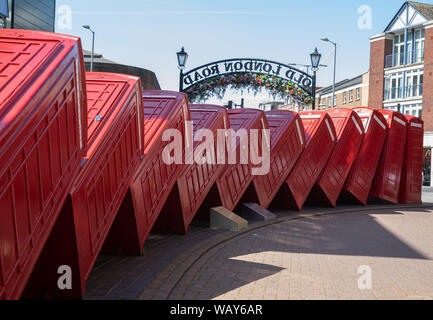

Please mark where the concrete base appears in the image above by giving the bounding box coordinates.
[241,203,277,222]
[210,207,248,232]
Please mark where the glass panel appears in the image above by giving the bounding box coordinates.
[4,0,12,28]
[422,40,425,61]
[399,45,404,65]
[420,75,423,96]
[398,78,402,98]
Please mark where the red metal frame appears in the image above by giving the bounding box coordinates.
[153,105,229,234]
[342,107,388,205]
[110,91,191,255]
[399,115,424,204]
[197,109,269,215]
[22,73,145,299]
[370,109,408,204]
[275,111,337,211]
[0,30,87,300]
[308,109,364,207]
[254,110,305,209]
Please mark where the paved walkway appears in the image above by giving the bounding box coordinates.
[85,202,433,300]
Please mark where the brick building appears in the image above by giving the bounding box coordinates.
[314,71,369,110]
[368,1,432,186]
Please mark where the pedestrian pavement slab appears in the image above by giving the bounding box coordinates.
[85,202,433,300]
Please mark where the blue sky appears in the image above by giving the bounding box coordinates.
[55,0,409,105]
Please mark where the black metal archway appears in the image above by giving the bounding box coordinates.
[179,58,316,106]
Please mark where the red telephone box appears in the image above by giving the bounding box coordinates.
[197,109,269,216]
[341,107,388,205]
[153,105,228,234]
[254,110,305,209]
[0,30,87,300]
[108,91,191,255]
[399,115,424,204]
[370,110,408,204]
[308,109,364,207]
[275,111,337,211]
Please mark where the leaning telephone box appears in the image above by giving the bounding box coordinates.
[198,109,269,215]
[399,115,424,204]
[253,110,305,209]
[22,73,145,299]
[308,109,364,207]
[369,110,408,204]
[106,91,190,255]
[153,105,228,234]
[0,30,87,300]
[340,107,388,205]
[273,111,337,211]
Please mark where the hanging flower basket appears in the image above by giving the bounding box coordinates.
[184,72,313,106]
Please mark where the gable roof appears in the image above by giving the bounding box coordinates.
[409,1,433,20]
[384,1,433,32]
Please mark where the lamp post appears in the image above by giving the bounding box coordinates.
[82,25,95,72]
[321,37,337,108]
[177,47,188,92]
[310,47,322,110]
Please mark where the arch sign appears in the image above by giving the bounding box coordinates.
[180,58,315,105]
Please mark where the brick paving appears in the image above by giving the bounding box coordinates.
[85,203,433,300]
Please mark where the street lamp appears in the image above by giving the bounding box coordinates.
[82,25,95,72]
[321,37,337,108]
[310,47,322,110]
[177,47,188,92]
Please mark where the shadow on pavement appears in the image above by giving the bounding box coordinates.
[170,206,433,300]
[86,204,433,300]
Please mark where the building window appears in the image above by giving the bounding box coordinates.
[328,97,331,107]
[0,0,11,28]
[402,103,422,118]
[392,33,405,66]
[406,69,424,98]
[384,72,403,101]
[356,88,360,100]
[343,92,347,104]
[349,90,353,102]
[333,96,337,107]
[413,28,425,64]
[388,29,425,67]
